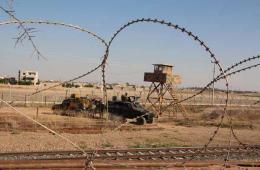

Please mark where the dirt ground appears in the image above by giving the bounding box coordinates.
[0,106,259,153]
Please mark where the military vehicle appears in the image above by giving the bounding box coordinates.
[52,94,154,125]
[52,94,104,117]
[108,95,155,125]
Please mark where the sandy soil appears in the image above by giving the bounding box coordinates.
[0,106,259,153]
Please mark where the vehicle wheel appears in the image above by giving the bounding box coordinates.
[136,116,146,125]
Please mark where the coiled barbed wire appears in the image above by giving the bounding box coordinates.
[219,63,260,81]
[164,55,260,110]
[183,60,260,164]
[219,62,260,147]
[162,55,260,147]
[0,4,233,167]
[104,18,259,163]
[102,18,230,160]
[102,17,258,163]
[0,20,108,96]
[1,14,259,165]
[103,18,229,116]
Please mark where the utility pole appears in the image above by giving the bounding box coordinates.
[18,70,21,83]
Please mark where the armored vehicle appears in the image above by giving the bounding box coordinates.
[108,95,155,125]
[52,94,104,117]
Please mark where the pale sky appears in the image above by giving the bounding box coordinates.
[0,0,260,91]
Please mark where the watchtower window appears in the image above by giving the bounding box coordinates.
[154,65,159,71]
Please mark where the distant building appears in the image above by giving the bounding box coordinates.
[20,70,39,85]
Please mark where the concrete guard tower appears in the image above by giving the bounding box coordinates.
[144,64,187,118]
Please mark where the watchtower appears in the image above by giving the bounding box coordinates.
[144,64,181,84]
[144,64,187,118]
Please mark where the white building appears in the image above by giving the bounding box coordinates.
[20,70,39,85]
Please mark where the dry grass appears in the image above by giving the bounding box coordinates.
[0,125,259,152]
[0,84,259,153]
[0,106,259,153]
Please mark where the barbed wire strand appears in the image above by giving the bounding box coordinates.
[0,98,87,154]
[1,98,97,169]
[0,6,46,60]
[0,20,107,45]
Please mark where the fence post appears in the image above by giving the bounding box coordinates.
[31,95,33,107]
[24,95,27,107]
[0,92,3,107]
[44,96,47,107]
[9,85,12,102]
[36,107,39,119]
[65,89,68,98]
[34,107,39,131]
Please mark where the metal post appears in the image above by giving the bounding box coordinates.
[36,107,39,119]
[1,92,3,107]
[34,107,39,131]
[24,94,27,107]
[44,96,47,106]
